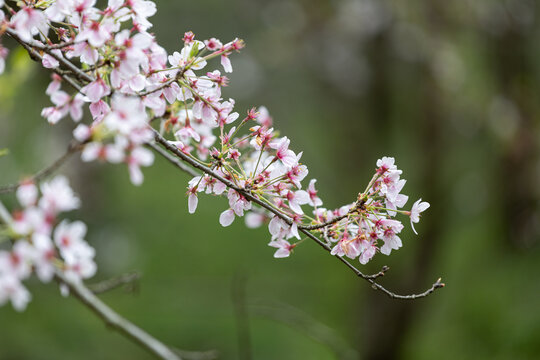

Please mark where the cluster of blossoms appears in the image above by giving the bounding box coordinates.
[0,0,242,185]
[0,177,95,311]
[0,0,431,311]
[320,157,430,264]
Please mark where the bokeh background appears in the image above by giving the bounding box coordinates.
[1,0,539,359]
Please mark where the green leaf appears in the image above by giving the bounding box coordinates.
[0,148,9,157]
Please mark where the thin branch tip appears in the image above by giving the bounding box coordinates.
[435,277,445,288]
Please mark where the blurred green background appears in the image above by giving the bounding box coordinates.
[1,0,539,359]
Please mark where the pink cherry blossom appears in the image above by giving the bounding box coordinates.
[11,7,48,42]
[0,274,31,311]
[359,239,377,265]
[42,50,62,69]
[268,239,295,258]
[81,142,125,163]
[204,38,223,51]
[245,212,265,228]
[39,176,80,214]
[66,42,99,65]
[307,179,323,207]
[81,77,111,103]
[127,147,154,186]
[286,190,309,214]
[409,199,430,235]
[270,137,297,168]
[76,20,112,47]
[16,181,38,207]
[30,233,56,282]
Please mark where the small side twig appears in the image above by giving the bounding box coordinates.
[87,271,141,295]
[365,265,390,280]
[5,28,94,83]
[0,142,82,194]
[4,28,85,90]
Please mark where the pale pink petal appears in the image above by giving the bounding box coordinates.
[188,193,198,214]
[219,209,235,227]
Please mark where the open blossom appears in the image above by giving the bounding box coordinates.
[0,0,433,301]
[81,142,125,163]
[76,20,112,47]
[0,275,31,311]
[286,190,309,214]
[39,176,80,214]
[66,42,99,65]
[127,146,154,186]
[0,176,96,310]
[270,137,297,167]
[268,239,295,258]
[409,199,430,235]
[42,50,62,69]
[11,7,48,42]
[81,77,111,103]
[307,179,323,207]
[16,181,38,207]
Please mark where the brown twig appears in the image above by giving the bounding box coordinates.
[5,28,93,84]
[0,142,82,194]
[4,29,83,91]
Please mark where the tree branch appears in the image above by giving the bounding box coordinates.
[5,28,94,83]
[54,271,182,360]
[151,130,445,300]
[5,23,443,301]
[0,141,82,194]
[0,202,212,360]
[4,28,84,91]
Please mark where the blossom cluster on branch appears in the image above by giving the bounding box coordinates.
[0,0,437,312]
[0,176,94,310]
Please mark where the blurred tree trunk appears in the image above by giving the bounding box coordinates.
[491,23,539,250]
[358,2,448,359]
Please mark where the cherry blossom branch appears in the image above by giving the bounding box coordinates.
[4,28,83,91]
[54,271,182,360]
[5,28,93,83]
[0,141,82,194]
[299,212,351,230]
[151,131,445,300]
[0,199,208,360]
[5,28,93,84]
[40,40,75,50]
